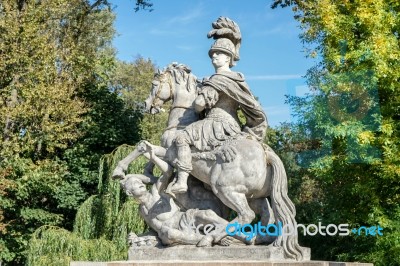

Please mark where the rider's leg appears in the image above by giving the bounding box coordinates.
[169,131,192,193]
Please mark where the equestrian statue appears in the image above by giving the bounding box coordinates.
[112,17,307,261]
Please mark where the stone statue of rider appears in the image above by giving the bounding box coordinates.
[168,17,268,194]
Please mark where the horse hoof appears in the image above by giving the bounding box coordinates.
[169,184,188,194]
[112,168,125,180]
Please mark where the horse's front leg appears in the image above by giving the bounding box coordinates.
[112,140,167,179]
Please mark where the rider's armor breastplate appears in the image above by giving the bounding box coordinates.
[206,107,240,127]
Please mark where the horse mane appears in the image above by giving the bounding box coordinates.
[163,62,198,92]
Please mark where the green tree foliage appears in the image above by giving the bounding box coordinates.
[0,1,156,264]
[111,58,170,145]
[64,55,158,200]
[265,123,324,252]
[271,1,400,265]
[24,55,171,264]
[27,145,148,266]
[0,0,168,264]
[132,0,154,12]
[0,0,106,262]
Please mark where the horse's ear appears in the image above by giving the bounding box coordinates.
[157,68,162,74]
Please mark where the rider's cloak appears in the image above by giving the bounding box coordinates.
[203,71,268,140]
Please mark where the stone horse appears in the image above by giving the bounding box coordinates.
[112,63,305,260]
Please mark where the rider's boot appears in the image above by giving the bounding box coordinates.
[170,170,189,194]
[169,133,192,194]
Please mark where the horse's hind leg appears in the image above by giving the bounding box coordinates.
[209,166,255,225]
[249,198,275,226]
[249,198,276,244]
[218,189,256,225]
[210,189,256,244]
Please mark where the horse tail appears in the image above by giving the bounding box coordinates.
[266,145,304,260]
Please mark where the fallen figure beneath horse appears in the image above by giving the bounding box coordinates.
[117,143,254,247]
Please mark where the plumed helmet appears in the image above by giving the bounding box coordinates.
[207,17,241,67]
[208,38,236,67]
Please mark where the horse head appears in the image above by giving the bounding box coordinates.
[144,62,198,114]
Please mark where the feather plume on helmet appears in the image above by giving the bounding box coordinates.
[207,17,242,67]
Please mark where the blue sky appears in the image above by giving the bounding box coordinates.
[112,0,317,127]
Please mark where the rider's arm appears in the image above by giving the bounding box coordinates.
[197,86,219,111]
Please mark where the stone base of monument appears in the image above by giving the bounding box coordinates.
[69,246,373,265]
[72,260,373,266]
[105,262,372,266]
[128,245,310,261]
[70,246,372,266]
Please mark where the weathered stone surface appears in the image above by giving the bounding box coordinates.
[110,263,372,266]
[72,261,373,266]
[70,262,108,266]
[128,246,310,261]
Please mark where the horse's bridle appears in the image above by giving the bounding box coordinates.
[150,71,174,110]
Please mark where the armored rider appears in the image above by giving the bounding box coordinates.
[168,17,268,194]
